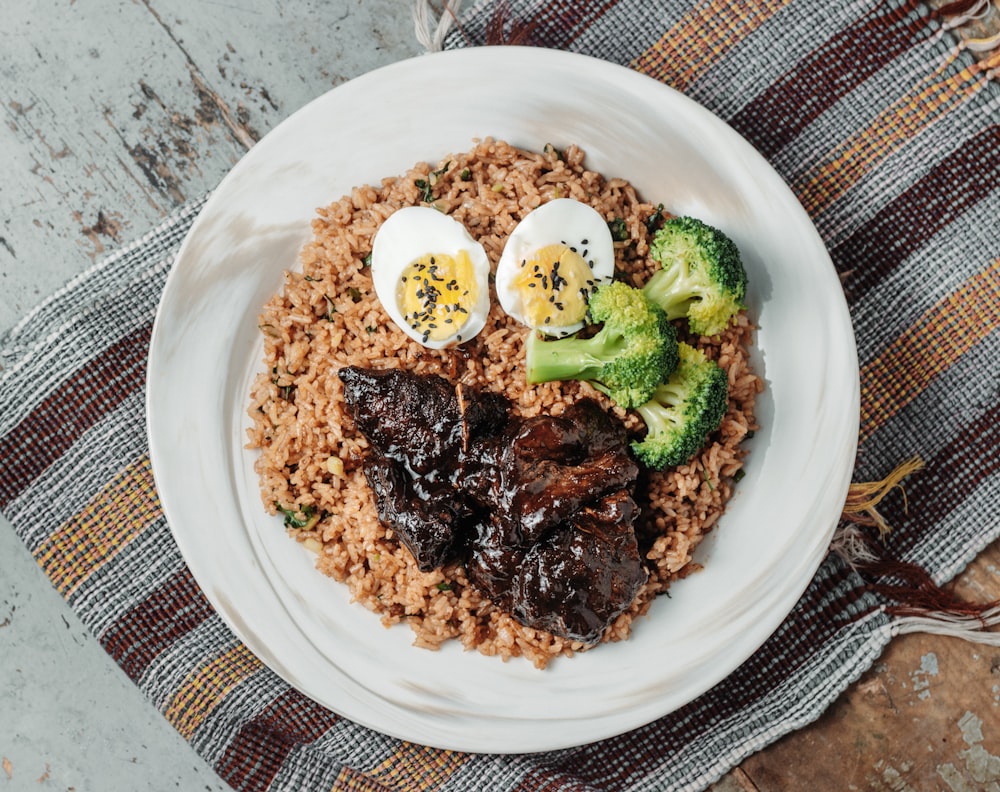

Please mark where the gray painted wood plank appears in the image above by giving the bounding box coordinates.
[0,0,421,335]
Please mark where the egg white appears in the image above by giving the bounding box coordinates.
[370,207,491,349]
[495,198,615,336]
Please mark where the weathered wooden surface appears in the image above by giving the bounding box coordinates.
[2,2,999,790]
[709,540,1000,792]
[1,0,421,333]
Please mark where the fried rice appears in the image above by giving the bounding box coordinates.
[246,138,762,669]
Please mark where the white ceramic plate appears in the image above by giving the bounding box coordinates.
[147,47,859,753]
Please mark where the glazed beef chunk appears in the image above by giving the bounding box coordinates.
[338,365,648,644]
[361,449,470,571]
[511,489,645,643]
[339,366,500,571]
[338,366,465,476]
[463,399,639,546]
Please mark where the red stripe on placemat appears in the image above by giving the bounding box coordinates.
[727,0,926,160]
[835,124,1000,299]
[0,322,151,509]
[215,688,340,791]
[481,0,618,47]
[877,401,1000,562]
[100,566,216,682]
[527,0,620,48]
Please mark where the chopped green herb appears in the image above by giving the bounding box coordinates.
[275,502,316,529]
[348,286,362,303]
[436,582,452,591]
[415,162,452,203]
[645,203,665,234]
[323,295,337,321]
[543,142,563,160]
[460,168,472,181]
[733,468,746,483]
[304,275,316,282]
[362,252,372,267]
[608,217,629,242]
[365,326,377,334]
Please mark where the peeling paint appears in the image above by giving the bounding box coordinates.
[910,652,939,701]
[869,760,918,791]
[74,208,125,258]
[937,712,1000,791]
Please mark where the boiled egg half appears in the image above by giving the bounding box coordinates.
[371,206,491,349]
[495,198,615,336]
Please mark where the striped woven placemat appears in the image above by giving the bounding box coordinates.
[2,1,998,790]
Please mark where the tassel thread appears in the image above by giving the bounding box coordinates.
[413,1,465,52]
[893,606,1000,646]
[834,455,1000,643]
[932,0,1000,70]
[840,455,925,540]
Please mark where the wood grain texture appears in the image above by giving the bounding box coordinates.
[711,540,1000,791]
[0,0,421,334]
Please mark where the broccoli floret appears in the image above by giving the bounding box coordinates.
[643,216,747,337]
[630,342,728,470]
[525,280,679,409]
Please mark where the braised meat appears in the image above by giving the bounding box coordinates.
[511,490,645,643]
[462,399,639,547]
[339,366,465,477]
[338,365,648,645]
[362,449,471,571]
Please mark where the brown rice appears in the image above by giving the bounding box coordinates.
[246,138,762,668]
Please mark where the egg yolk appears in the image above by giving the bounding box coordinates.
[396,251,479,344]
[512,243,597,329]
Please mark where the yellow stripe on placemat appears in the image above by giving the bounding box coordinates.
[794,50,983,218]
[165,643,263,740]
[630,0,792,91]
[34,454,162,597]
[332,765,399,792]
[366,742,469,789]
[860,258,1000,443]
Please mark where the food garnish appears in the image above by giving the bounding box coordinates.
[643,215,748,337]
[524,280,678,409]
[495,198,615,337]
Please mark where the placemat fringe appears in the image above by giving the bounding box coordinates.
[936,0,1000,68]
[413,0,464,51]
[840,455,925,540]
[892,606,1000,644]
[835,456,1000,643]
